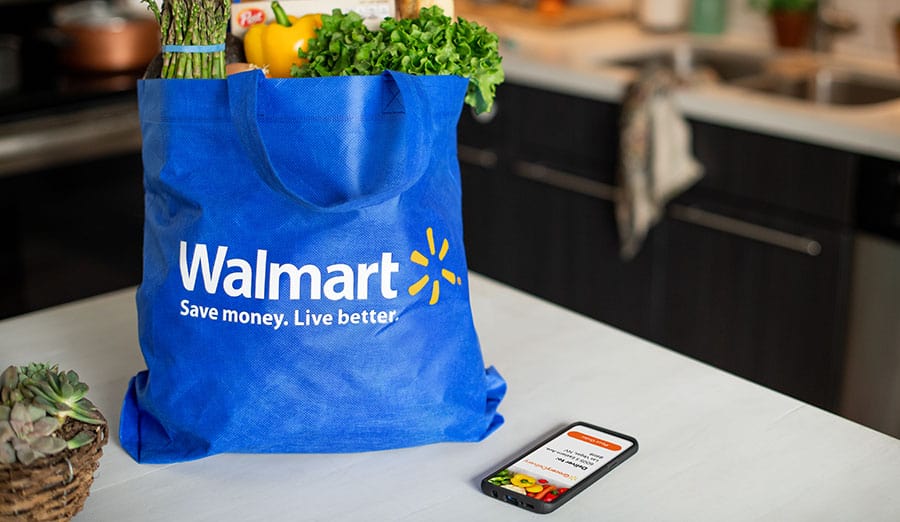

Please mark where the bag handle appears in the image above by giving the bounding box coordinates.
[227,70,435,212]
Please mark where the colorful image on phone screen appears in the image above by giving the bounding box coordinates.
[485,425,634,504]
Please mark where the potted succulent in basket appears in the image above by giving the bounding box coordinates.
[749,0,817,48]
[0,363,107,521]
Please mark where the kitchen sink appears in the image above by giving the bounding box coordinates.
[609,43,770,81]
[606,43,900,107]
[731,68,900,106]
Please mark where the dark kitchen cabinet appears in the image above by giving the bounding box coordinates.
[856,155,900,242]
[657,199,852,410]
[0,153,145,319]
[654,123,856,410]
[458,83,856,412]
[0,188,25,318]
[459,84,657,335]
[458,86,511,284]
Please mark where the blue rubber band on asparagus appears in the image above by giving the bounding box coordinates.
[162,44,226,53]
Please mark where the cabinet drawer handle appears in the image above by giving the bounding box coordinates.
[457,145,498,169]
[514,160,617,202]
[669,204,823,257]
[511,162,822,256]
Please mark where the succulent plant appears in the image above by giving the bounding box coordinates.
[0,364,104,466]
[19,363,104,426]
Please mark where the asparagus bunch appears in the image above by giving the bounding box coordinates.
[145,0,231,78]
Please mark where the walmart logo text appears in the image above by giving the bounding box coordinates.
[179,241,400,301]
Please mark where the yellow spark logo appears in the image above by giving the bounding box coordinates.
[408,227,462,305]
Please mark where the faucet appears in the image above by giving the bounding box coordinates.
[811,2,858,53]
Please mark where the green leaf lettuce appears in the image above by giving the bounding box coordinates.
[293,7,504,113]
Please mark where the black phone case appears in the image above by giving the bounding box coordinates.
[480,422,638,514]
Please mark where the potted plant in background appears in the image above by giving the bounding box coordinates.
[0,363,107,521]
[750,0,817,48]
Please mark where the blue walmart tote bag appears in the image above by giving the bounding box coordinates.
[119,70,505,463]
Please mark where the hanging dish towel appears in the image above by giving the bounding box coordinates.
[615,67,703,259]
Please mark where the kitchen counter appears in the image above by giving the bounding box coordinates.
[466,15,900,162]
[2,274,899,520]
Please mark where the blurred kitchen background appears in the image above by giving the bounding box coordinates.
[1,0,898,438]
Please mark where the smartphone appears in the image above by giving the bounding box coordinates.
[481,422,638,514]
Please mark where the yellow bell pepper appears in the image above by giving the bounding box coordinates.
[244,2,322,78]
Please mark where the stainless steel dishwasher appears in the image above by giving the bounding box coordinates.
[841,158,900,438]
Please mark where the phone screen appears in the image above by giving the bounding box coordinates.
[483,423,636,512]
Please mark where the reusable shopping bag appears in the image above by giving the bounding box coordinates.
[120,70,506,463]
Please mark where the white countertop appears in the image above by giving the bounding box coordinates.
[471,15,900,162]
[2,274,900,520]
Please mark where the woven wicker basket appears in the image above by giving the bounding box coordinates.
[0,416,108,522]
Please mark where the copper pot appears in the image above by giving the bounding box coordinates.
[57,18,159,72]
[53,1,160,72]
